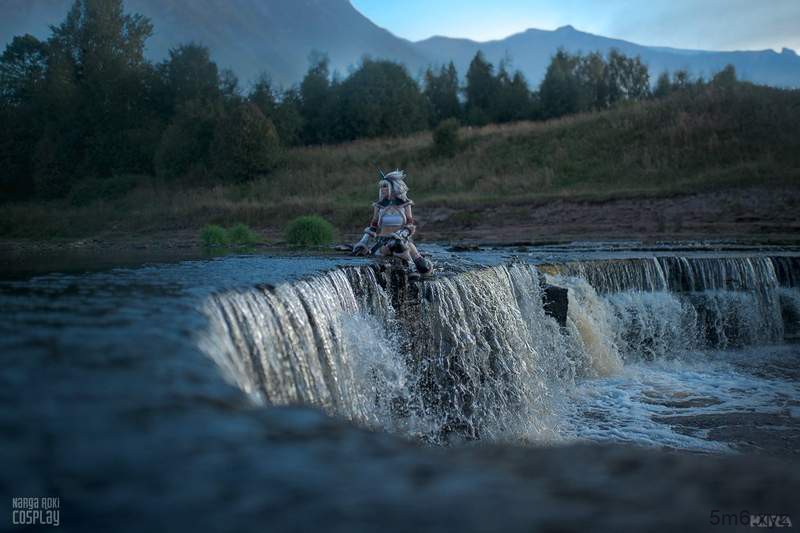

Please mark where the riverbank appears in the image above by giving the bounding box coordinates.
[2,186,799,265]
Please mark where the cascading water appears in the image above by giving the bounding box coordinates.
[552,256,786,353]
[200,267,416,432]
[198,255,800,450]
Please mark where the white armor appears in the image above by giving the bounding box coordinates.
[375,199,412,230]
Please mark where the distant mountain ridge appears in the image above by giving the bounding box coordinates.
[417,25,800,89]
[0,0,430,85]
[2,0,799,88]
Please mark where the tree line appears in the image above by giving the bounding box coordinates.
[0,0,738,201]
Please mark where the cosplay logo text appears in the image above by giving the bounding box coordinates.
[11,497,60,527]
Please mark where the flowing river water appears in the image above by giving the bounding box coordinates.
[2,243,799,530]
[200,250,800,451]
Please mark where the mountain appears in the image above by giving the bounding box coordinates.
[416,25,800,88]
[0,0,430,86]
[2,1,800,88]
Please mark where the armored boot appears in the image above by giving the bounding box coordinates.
[413,256,433,277]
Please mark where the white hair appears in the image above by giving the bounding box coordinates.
[377,169,409,201]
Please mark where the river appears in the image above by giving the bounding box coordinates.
[2,243,798,530]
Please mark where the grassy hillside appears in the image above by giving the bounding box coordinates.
[2,82,799,240]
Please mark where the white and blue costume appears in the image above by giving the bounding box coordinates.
[352,170,432,276]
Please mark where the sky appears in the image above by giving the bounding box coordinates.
[350,0,800,53]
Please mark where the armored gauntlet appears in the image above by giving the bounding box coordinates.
[352,227,376,256]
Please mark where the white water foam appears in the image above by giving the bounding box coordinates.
[198,257,800,451]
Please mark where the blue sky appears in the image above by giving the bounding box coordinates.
[351,0,800,52]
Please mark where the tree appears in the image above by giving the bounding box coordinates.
[540,49,582,118]
[491,59,512,122]
[159,43,222,112]
[211,102,281,182]
[493,64,533,123]
[672,69,691,90]
[248,75,302,146]
[219,68,240,100]
[299,51,333,144]
[464,51,498,125]
[0,35,48,106]
[44,0,156,179]
[577,51,610,110]
[249,73,276,118]
[154,99,222,180]
[0,35,50,198]
[712,64,737,89]
[335,58,428,140]
[607,49,650,104]
[508,71,534,121]
[272,88,304,146]
[653,71,672,98]
[424,61,461,126]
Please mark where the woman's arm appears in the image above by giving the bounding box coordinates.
[402,205,416,236]
[370,206,380,230]
[353,206,379,255]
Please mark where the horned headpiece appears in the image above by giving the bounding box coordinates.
[377,168,409,200]
[382,169,406,182]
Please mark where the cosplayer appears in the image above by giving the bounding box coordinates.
[352,169,433,279]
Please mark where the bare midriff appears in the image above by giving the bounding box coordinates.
[379,226,402,236]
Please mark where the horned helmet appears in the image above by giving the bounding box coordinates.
[377,169,409,201]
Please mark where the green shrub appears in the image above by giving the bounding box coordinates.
[284,215,335,246]
[200,224,230,247]
[432,118,460,156]
[228,223,260,245]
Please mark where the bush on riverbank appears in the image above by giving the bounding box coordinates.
[227,223,261,245]
[200,225,230,247]
[200,223,260,247]
[284,216,335,247]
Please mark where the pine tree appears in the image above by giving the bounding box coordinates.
[464,51,498,125]
[540,49,581,118]
[424,61,461,126]
[299,51,332,144]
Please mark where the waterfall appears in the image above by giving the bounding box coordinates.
[198,255,800,444]
[200,267,415,431]
[550,256,787,352]
[555,257,668,293]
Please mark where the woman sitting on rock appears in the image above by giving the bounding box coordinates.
[352,169,433,278]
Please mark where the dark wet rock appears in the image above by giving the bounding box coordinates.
[653,412,800,456]
[542,284,569,327]
[11,403,798,533]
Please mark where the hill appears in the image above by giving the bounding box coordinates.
[2,81,799,243]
